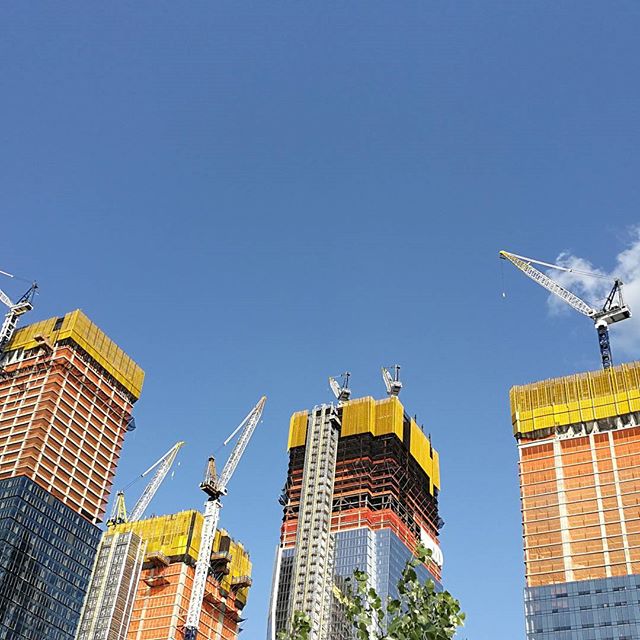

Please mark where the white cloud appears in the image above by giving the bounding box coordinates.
[546,229,640,358]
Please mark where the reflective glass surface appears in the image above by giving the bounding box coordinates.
[0,476,101,640]
[525,575,640,640]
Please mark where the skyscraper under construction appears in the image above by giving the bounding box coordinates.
[0,310,143,640]
[512,361,640,640]
[268,383,443,640]
[79,510,252,640]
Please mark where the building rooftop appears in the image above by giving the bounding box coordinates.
[510,360,640,437]
[6,309,144,398]
[288,395,440,494]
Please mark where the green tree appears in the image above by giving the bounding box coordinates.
[280,544,464,640]
[277,610,311,640]
[339,543,464,640]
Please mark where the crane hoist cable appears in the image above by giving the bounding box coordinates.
[500,250,632,369]
[183,395,267,640]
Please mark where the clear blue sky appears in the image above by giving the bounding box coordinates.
[2,3,640,639]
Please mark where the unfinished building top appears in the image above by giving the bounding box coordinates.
[110,510,252,605]
[288,396,440,494]
[6,309,144,399]
[510,360,640,437]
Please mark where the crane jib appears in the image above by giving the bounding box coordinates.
[500,249,631,370]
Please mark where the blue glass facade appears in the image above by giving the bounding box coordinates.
[333,528,440,597]
[268,528,442,640]
[374,529,440,604]
[525,575,640,640]
[332,528,441,638]
[0,476,101,640]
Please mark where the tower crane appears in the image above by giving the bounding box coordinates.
[184,395,267,640]
[381,365,402,396]
[500,250,632,369]
[107,440,184,527]
[0,274,38,359]
[329,372,351,403]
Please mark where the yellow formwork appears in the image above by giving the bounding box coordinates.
[341,397,376,437]
[214,529,252,606]
[7,309,144,398]
[510,361,640,436]
[409,419,440,493]
[110,511,251,601]
[111,511,200,560]
[286,395,440,493]
[374,397,404,439]
[288,411,309,449]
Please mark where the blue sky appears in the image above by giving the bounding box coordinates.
[2,3,640,638]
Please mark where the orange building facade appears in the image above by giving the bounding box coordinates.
[0,309,143,640]
[512,361,640,640]
[0,309,144,523]
[108,511,251,640]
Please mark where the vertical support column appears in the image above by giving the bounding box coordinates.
[590,434,611,577]
[289,404,340,640]
[608,431,633,573]
[553,439,574,582]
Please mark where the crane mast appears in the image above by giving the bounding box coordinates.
[500,250,631,369]
[184,395,266,640]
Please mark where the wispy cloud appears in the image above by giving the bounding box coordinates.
[546,228,640,357]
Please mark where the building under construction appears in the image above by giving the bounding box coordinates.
[75,442,184,640]
[0,310,143,639]
[268,384,443,639]
[511,361,640,639]
[79,511,252,640]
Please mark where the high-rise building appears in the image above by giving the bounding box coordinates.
[511,361,640,640]
[75,530,147,640]
[0,310,143,640]
[87,511,252,640]
[268,394,443,640]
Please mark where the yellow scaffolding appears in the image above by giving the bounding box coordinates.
[287,395,440,493]
[110,510,252,604]
[7,309,144,398]
[510,361,640,436]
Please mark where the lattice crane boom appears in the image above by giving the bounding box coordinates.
[500,250,631,369]
[184,395,266,640]
[107,440,184,526]
[328,372,351,403]
[128,440,184,521]
[0,280,38,356]
[381,365,402,396]
[500,251,596,318]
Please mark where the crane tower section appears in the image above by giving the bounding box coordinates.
[288,404,341,639]
[184,396,266,640]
